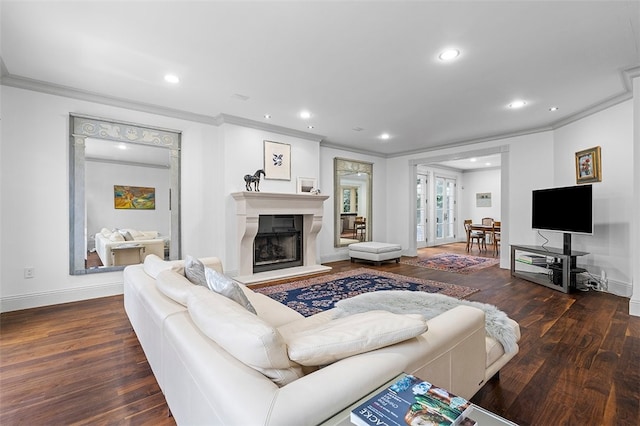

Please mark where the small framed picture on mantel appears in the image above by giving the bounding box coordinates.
[575,146,602,184]
[297,177,317,194]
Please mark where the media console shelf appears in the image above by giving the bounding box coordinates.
[510,244,589,293]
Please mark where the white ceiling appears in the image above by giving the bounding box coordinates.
[2,1,639,157]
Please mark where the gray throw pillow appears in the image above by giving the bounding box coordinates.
[184,255,207,286]
[204,267,257,314]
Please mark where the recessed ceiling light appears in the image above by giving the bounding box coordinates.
[307,125,314,129]
[264,114,271,119]
[164,74,180,84]
[469,158,477,162]
[438,49,460,61]
[485,162,491,166]
[380,133,390,140]
[508,100,527,109]
[549,106,559,112]
[118,143,127,150]
[299,110,311,119]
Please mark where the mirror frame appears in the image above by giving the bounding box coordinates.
[334,157,373,247]
[69,114,181,274]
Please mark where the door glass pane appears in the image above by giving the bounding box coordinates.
[416,175,427,244]
[435,176,456,241]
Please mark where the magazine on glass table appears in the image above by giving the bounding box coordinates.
[350,374,476,426]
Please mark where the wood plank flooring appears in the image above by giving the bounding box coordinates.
[1,243,638,425]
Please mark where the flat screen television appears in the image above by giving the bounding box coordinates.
[532,184,593,234]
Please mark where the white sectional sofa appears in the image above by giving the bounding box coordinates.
[95,228,165,266]
[123,256,520,426]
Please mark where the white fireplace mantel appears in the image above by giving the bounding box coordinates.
[231,191,331,284]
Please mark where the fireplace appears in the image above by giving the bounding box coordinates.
[231,191,331,284]
[254,215,303,273]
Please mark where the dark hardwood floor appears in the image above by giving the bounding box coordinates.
[1,243,638,425]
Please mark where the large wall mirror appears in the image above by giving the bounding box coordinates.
[69,115,181,275]
[334,158,373,247]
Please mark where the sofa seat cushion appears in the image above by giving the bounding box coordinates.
[241,288,305,327]
[486,318,521,367]
[277,310,428,366]
[187,286,303,386]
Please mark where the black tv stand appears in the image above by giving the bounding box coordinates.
[510,242,589,293]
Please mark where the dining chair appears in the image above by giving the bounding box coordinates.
[492,221,501,255]
[481,217,494,225]
[464,219,485,252]
[355,217,366,241]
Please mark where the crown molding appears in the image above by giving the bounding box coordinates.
[2,66,636,157]
[320,141,388,158]
[0,72,218,125]
[215,113,325,142]
[549,90,632,130]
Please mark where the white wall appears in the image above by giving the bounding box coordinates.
[460,168,501,226]
[632,75,640,316]
[0,86,221,311]
[552,100,634,297]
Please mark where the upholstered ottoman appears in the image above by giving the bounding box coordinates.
[348,242,402,265]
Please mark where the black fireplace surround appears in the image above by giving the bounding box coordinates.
[253,215,303,273]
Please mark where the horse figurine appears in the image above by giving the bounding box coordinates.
[244,169,266,191]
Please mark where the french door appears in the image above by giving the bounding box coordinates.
[435,176,456,243]
[416,174,429,248]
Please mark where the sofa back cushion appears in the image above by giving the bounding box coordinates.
[156,270,194,306]
[187,286,303,386]
[143,254,184,279]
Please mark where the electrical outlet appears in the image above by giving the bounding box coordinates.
[24,267,35,279]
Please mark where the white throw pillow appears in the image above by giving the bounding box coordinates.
[143,254,184,279]
[187,286,303,386]
[278,310,428,366]
[204,267,256,314]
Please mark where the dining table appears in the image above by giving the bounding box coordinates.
[466,223,501,253]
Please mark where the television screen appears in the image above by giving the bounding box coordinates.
[532,185,593,234]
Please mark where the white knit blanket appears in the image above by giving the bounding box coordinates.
[334,290,518,353]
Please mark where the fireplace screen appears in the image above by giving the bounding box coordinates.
[253,215,303,273]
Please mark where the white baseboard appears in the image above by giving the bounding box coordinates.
[320,252,350,264]
[606,278,632,298]
[0,282,124,313]
[629,298,640,317]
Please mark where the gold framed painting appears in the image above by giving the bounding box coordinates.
[575,146,602,184]
[264,140,291,180]
[114,185,156,209]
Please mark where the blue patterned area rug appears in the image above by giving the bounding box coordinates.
[400,252,499,274]
[252,268,479,317]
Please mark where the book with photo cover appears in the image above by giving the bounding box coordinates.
[350,374,474,426]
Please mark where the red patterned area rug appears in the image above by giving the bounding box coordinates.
[400,252,499,274]
[252,268,479,317]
